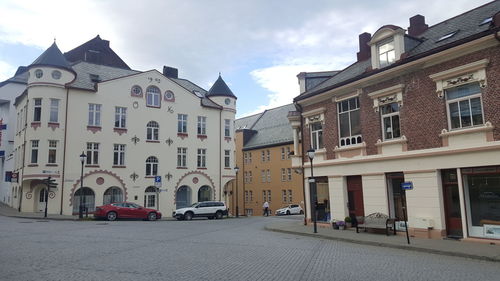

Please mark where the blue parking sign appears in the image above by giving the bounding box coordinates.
[401,181,413,190]
[155,176,161,183]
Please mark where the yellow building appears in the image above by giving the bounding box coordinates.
[231,104,304,216]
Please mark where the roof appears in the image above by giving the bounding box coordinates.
[237,104,296,150]
[295,0,500,102]
[69,61,139,90]
[30,42,74,72]
[170,77,221,109]
[206,75,236,98]
[64,35,131,70]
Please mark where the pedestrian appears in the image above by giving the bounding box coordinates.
[263,201,269,216]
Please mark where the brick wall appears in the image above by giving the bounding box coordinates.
[299,45,500,157]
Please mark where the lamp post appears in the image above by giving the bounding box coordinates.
[234,166,240,218]
[307,148,317,234]
[79,151,86,219]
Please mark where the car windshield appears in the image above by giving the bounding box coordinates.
[190,203,199,207]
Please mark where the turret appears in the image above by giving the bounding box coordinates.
[206,75,237,110]
[27,42,76,86]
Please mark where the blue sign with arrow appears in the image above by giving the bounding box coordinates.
[401,181,413,190]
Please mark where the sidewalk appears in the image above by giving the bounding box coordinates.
[265,220,500,262]
[0,202,79,220]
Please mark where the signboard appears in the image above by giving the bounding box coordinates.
[401,181,413,190]
[10,172,18,183]
[154,176,162,188]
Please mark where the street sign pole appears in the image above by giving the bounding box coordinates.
[42,177,58,218]
[155,176,162,211]
[400,181,412,245]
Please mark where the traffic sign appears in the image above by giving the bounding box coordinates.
[42,177,58,189]
[154,176,162,188]
[401,181,413,190]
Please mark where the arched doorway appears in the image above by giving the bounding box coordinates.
[144,186,158,208]
[176,185,191,209]
[198,185,212,202]
[103,186,123,205]
[73,187,95,214]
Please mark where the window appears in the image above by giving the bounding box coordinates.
[131,85,142,97]
[437,30,459,42]
[88,104,101,126]
[113,144,125,166]
[51,70,61,79]
[86,142,99,165]
[245,191,249,202]
[177,147,187,167]
[287,168,292,181]
[378,38,395,67]
[267,190,272,202]
[30,140,39,164]
[146,86,161,107]
[286,147,291,159]
[281,169,286,182]
[114,107,126,128]
[338,97,362,146]
[248,171,252,183]
[33,98,41,122]
[48,140,57,164]
[197,116,206,135]
[146,156,158,176]
[282,190,287,202]
[178,114,187,133]
[281,147,285,160]
[244,152,248,164]
[262,190,266,201]
[446,83,483,130]
[248,152,252,163]
[266,150,270,161]
[197,149,206,168]
[35,69,43,78]
[288,190,293,203]
[49,99,59,122]
[380,103,401,140]
[261,170,266,183]
[224,150,230,168]
[249,190,253,201]
[224,119,230,137]
[310,122,323,150]
[261,150,265,162]
[266,169,271,182]
[146,121,159,141]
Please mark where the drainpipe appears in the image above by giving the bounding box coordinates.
[219,110,222,201]
[19,99,29,212]
[295,102,307,225]
[60,88,70,215]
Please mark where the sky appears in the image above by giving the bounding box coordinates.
[0,0,492,117]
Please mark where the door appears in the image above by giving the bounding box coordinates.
[442,170,463,238]
[347,176,365,218]
[37,188,47,212]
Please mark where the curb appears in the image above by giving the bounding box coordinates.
[264,225,500,263]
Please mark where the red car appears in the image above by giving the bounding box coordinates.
[94,202,161,221]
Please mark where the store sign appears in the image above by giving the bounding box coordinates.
[401,181,413,190]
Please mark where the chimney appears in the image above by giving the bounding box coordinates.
[163,66,178,79]
[297,72,307,93]
[408,14,428,37]
[356,32,371,61]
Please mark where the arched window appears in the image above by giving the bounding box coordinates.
[73,187,95,214]
[146,156,158,176]
[176,186,192,209]
[146,121,159,141]
[146,86,161,107]
[198,186,212,202]
[103,187,123,205]
[144,186,159,208]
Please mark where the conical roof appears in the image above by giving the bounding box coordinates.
[207,75,236,98]
[30,42,73,72]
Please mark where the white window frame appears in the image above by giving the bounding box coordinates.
[266,169,271,182]
[310,121,323,150]
[146,156,158,176]
[282,190,287,202]
[286,147,291,159]
[337,96,362,147]
[288,190,293,203]
[197,116,206,135]
[197,148,207,168]
[224,150,230,168]
[261,170,266,183]
[147,121,159,141]
[261,151,265,162]
[30,140,39,164]
[114,107,127,128]
[177,147,187,168]
[33,98,42,122]
[113,144,126,166]
[281,168,286,182]
[146,86,161,107]
[49,99,59,123]
[281,147,285,160]
[287,168,292,181]
[48,140,57,164]
[224,119,231,137]
[266,150,270,161]
[178,114,187,133]
[380,103,401,141]
[86,142,99,165]
[248,171,252,183]
[445,83,484,130]
[377,38,395,68]
[88,104,101,126]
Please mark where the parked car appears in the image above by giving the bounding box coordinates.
[275,204,303,216]
[94,202,162,221]
[173,201,227,220]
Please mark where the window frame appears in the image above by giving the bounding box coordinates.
[377,38,396,68]
[178,114,188,133]
[310,121,323,150]
[224,150,230,168]
[146,86,161,107]
[445,83,484,130]
[380,102,401,141]
[197,116,207,135]
[86,142,99,165]
[113,144,126,166]
[224,119,231,137]
[33,98,42,122]
[48,140,57,164]
[177,147,187,168]
[30,140,39,164]
[146,156,159,176]
[146,121,159,141]
[337,97,362,147]
[114,107,127,129]
[197,148,207,168]
[88,103,102,126]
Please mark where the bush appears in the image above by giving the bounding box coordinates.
[344,216,352,223]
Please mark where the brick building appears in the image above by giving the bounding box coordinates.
[289,1,500,241]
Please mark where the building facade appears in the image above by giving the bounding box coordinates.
[5,36,236,216]
[232,104,304,216]
[290,2,500,241]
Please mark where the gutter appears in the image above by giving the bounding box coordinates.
[60,87,70,215]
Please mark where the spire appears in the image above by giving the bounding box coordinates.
[206,75,236,98]
[30,42,73,72]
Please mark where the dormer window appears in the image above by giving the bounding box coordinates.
[437,30,458,42]
[480,17,492,26]
[378,38,395,68]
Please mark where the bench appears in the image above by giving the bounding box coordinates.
[356,212,396,236]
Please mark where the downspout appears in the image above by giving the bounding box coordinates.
[219,109,222,201]
[242,144,246,215]
[60,88,70,215]
[295,102,307,225]
[19,99,29,211]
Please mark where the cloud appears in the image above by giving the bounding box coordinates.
[0,60,16,82]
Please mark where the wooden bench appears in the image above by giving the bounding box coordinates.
[356,212,396,236]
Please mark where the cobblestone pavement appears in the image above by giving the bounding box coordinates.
[0,215,499,281]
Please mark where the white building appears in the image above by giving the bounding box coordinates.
[6,36,237,216]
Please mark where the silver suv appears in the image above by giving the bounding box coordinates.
[173,201,228,220]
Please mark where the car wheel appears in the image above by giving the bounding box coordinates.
[107,211,117,221]
[286,210,291,215]
[300,210,304,214]
[148,212,157,221]
[208,216,214,220]
[184,212,193,221]
[215,211,223,219]
[176,217,183,221]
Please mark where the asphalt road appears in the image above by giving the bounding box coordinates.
[0,215,499,281]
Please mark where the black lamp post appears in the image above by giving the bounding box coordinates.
[307,148,317,234]
[234,166,240,218]
[79,151,86,219]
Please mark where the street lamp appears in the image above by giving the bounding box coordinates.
[79,151,86,219]
[307,148,317,234]
[234,166,240,218]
